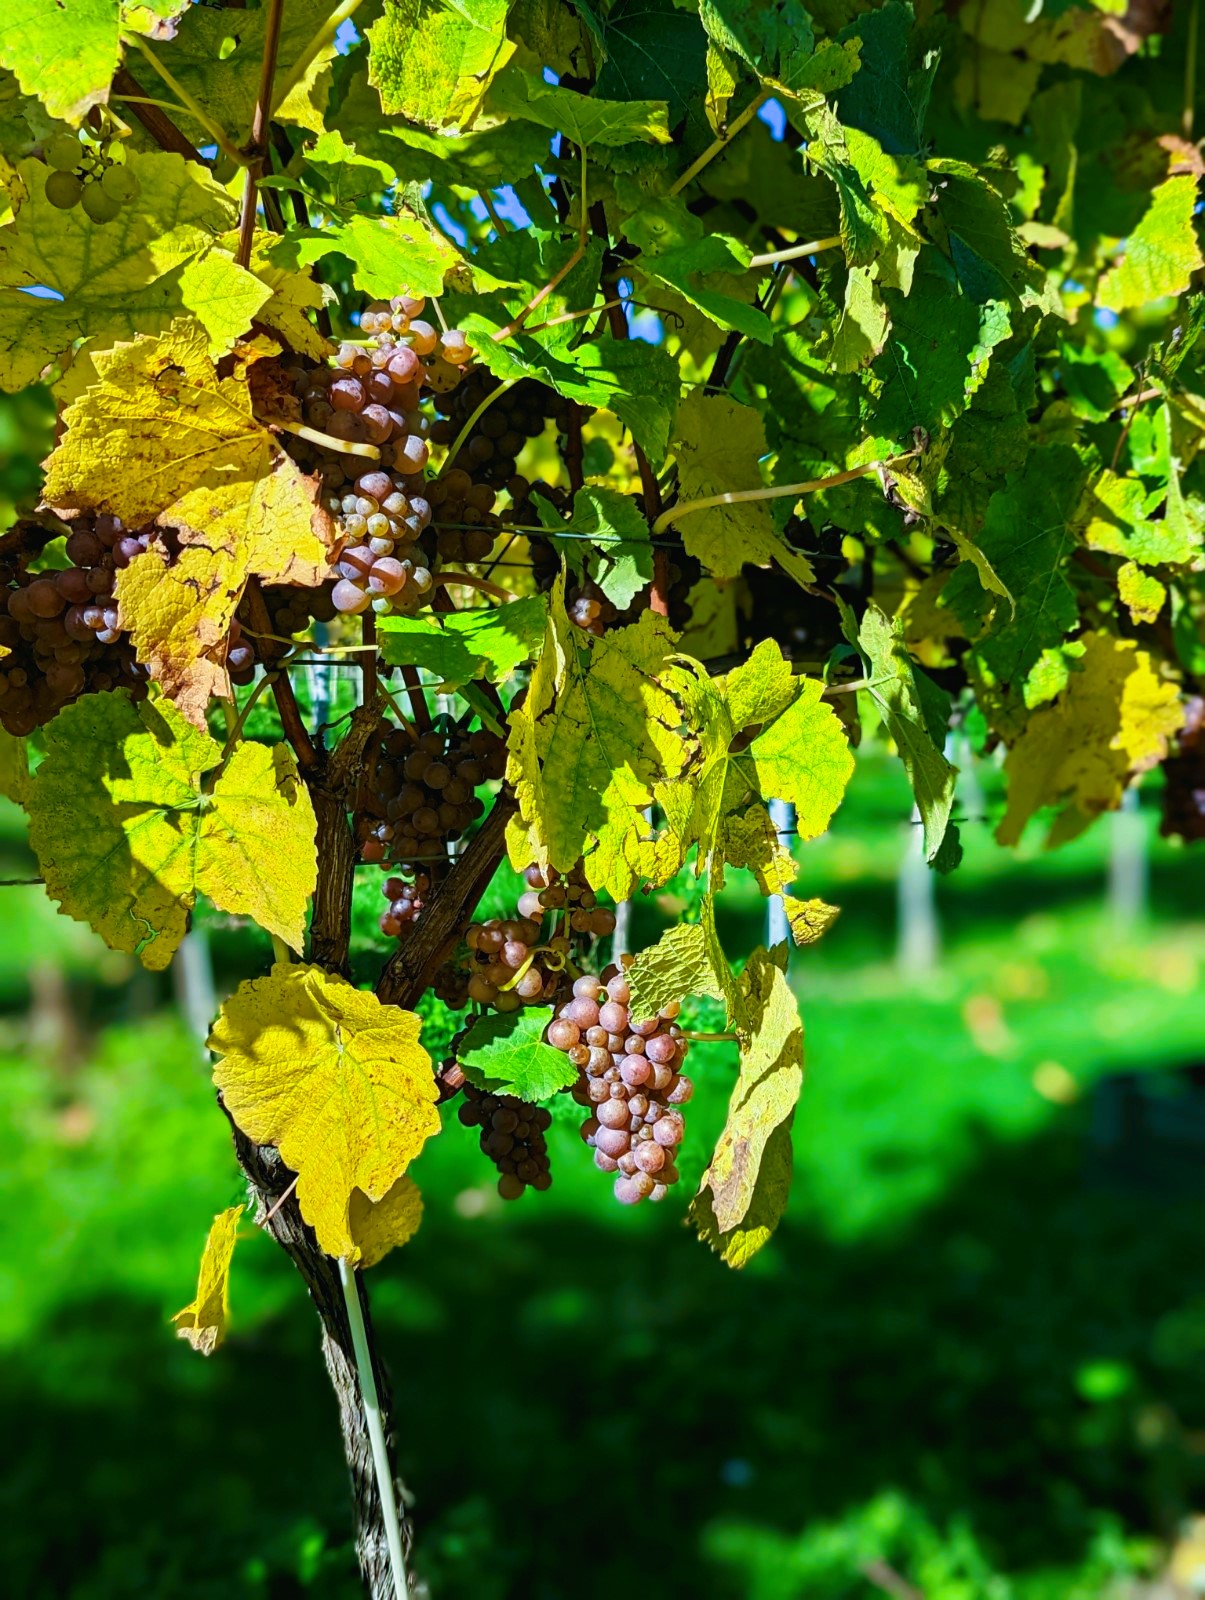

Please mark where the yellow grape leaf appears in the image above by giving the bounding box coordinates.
[1118,561,1167,625]
[210,963,440,1263]
[348,1175,424,1270]
[240,236,334,360]
[626,920,728,1021]
[671,391,816,586]
[0,154,263,390]
[782,896,841,945]
[506,573,685,899]
[691,949,804,1267]
[997,631,1184,847]
[171,1204,244,1356]
[26,690,317,968]
[44,320,334,722]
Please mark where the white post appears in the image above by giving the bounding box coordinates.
[1108,786,1147,929]
[897,803,939,975]
[767,797,794,950]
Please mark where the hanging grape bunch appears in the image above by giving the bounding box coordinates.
[0,517,151,735]
[43,129,139,223]
[281,295,477,618]
[429,370,569,488]
[546,967,693,1206]
[222,581,339,687]
[456,1080,554,1200]
[359,717,506,949]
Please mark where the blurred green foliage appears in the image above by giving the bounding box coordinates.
[2,753,1205,1597]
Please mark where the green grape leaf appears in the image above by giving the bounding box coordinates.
[0,0,123,124]
[506,575,685,899]
[368,0,515,131]
[941,443,1082,674]
[377,595,548,688]
[26,690,317,969]
[455,1007,579,1100]
[670,391,816,585]
[691,948,804,1267]
[638,234,773,343]
[597,0,708,131]
[1077,468,1198,566]
[463,325,679,463]
[280,207,460,300]
[1098,176,1204,314]
[660,639,854,885]
[0,725,30,805]
[0,153,258,390]
[626,920,727,1021]
[564,487,653,609]
[997,632,1184,847]
[488,67,671,145]
[848,602,957,861]
[869,251,1011,441]
[158,0,339,142]
[836,0,935,156]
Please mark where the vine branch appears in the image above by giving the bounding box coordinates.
[236,0,287,270]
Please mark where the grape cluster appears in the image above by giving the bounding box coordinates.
[457,1083,553,1199]
[516,862,617,942]
[463,909,561,1012]
[425,468,502,564]
[224,581,339,686]
[429,370,569,487]
[282,295,476,617]
[358,719,504,873]
[43,131,140,223]
[547,969,693,1206]
[0,517,150,734]
[378,869,431,940]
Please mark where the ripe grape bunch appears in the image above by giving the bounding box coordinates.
[43,131,140,224]
[0,517,150,734]
[456,1080,553,1200]
[547,969,693,1206]
[284,295,477,618]
[223,581,339,687]
[359,718,504,878]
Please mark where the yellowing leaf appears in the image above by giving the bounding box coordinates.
[210,963,440,1262]
[1118,561,1167,625]
[691,949,804,1267]
[368,0,516,131]
[0,154,255,390]
[506,575,685,899]
[348,1175,424,1270]
[626,921,728,1020]
[0,0,120,124]
[1098,176,1204,314]
[0,725,30,805]
[782,896,841,944]
[172,1205,243,1356]
[671,391,816,586]
[997,632,1184,847]
[45,321,334,722]
[27,690,317,968]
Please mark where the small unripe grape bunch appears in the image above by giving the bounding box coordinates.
[457,1082,553,1199]
[545,967,693,1206]
[518,862,617,943]
[43,131,139,224]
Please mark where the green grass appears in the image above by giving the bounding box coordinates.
[3,753,1205,1597]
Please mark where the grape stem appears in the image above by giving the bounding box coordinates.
[430,571,513,603]
[492,242,587,342]
[261,1172,300,1225]
[277,420,383,460]
[272,0,365,115]
[681,1030,738,1043]
[747,235,842,270]
[478,190,510,234]
[124,37,246,166]
[668,89,771,197]
[236,0,287,270]
[111,72,205,164]
[361,610,378,704]
[338,1257,411,1600]
[442,377,518,468]
[650,452,920,538]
